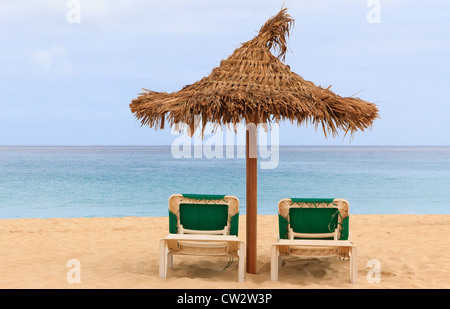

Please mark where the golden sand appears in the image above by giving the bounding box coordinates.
[1,215,449,289]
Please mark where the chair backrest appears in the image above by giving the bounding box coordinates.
[289,208,339,239]
[278,198,349,240]
[169,194,239,236]
[179,203,229,232]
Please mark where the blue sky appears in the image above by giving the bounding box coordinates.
[0,0,449,145]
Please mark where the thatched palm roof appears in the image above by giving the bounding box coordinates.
[130,8,379,137]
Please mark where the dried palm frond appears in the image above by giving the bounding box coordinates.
[130,8,379,138]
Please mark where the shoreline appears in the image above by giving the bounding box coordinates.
[1,214,449,289]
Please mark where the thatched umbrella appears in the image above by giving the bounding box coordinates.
[130,8,379,274]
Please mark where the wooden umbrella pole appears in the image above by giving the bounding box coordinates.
[246,126,258,274]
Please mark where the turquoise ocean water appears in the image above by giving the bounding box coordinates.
[0,146,449,219]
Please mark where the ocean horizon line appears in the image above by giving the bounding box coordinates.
[1,145,449,148]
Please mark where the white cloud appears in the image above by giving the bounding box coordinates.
[30,45,72,76]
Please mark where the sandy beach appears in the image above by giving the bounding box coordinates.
[1,214,449,289]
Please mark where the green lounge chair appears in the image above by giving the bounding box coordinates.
[159,194,245,282]
[271,198,357,284]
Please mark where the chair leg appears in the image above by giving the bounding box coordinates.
[168,254,174,268]
[350,246,357,284]
[238,242,245,282]
[271,245,279,281]
[159,240,167,279]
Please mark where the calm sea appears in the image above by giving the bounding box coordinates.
[0,146,449,219]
